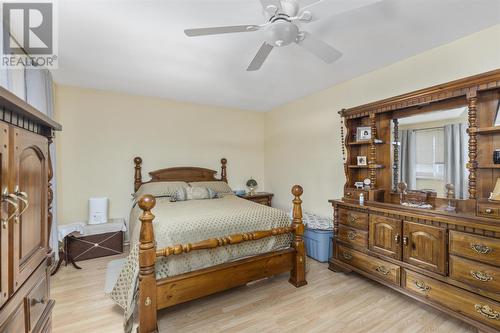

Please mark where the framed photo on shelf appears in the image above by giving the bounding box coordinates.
[357,156,367,166]
[356,127,371,141]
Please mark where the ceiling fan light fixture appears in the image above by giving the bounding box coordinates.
[264,21,298,47]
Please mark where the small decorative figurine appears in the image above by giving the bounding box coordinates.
[354,181,364,189]
[246,178,257,196]
[363,178,371,189]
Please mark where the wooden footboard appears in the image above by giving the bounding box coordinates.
[137,185,306,333]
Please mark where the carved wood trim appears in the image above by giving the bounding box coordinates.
[340,69,500,119]
[467,95,478,199]
[47,134,54,252]
[156,227,294,258]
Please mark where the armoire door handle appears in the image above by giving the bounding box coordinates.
[394,234,401,244]
[1,187,19,227]
[14,185,29,219]
[403,236,409,246]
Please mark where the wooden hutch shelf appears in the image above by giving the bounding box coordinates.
[348,140,385,146]
[472,126,500,134]
[477,164,500,169]
[347,164,385,169]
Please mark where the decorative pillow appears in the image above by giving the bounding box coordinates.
[134,181,188,199]
[188,181,233,194]
[171,186,218,202]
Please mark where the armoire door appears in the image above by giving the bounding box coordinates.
[369,215,402,260]
[11,127,48,293]
[0,123,9,307]
[402,221,446,275]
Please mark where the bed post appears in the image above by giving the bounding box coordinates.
[289,185,307,287]
[221,158,228,183]
[134,157,143,192]
[138,195,158,333]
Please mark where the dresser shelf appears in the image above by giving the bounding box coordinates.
[348,164,385,169]
[473,126,500,134]
[348,140,385,146]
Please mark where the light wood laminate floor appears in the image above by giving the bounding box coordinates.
[51,254,475,333]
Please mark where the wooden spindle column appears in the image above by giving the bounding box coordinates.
[369,113,377,188]
[138,195,158,333]
[392,118,399,192]
[289,185,307,287]
[134,157,143,192]
[467,90,478,199]
[221,158,227,183]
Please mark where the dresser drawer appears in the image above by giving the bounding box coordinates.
[337,225,368,249]
[450,255,500,295]
[25,272,49,332]
[337,244,400,285]
[449,231,500,267]
[338,208,368,230]
[404,269,500,331]
[477,204,500,219]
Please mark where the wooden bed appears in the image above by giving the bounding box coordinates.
[133,157,307,333]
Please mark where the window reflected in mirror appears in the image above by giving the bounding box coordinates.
[392,106,469,199]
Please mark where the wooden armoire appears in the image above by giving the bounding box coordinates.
[330,70,500,333]
[0,87,61,332]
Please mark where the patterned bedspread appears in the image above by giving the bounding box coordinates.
[110,194,292,331]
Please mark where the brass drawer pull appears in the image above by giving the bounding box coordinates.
[474,304,500,320]
[342,252,352,260]
[414,280,431,292]
[403,236,409,246]
[375,266,390,275]
[484,208,493,214]
[394,234,401,244]
[347,231,357,240]
[30,297,46,306]
[471,244,492,255]
[347,214,358,224]
[470,270,493,282]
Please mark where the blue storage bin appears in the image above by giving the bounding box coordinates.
[303,227,334,263]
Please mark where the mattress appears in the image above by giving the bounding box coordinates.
[110,194,292,330]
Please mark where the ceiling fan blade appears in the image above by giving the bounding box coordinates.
[301,0,382,22]
[184,25,260,37]
[259,0,282,14]
[247,42,274,71]
[296,31,342,63]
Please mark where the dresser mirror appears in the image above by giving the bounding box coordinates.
[391,104,470,199]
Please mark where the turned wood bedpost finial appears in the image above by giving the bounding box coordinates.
[134,156,143,192]
[221,158,228,183]
[138,195,158,333]
[289,185,307,287]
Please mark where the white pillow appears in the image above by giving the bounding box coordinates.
[189,181,233,194]
[171,186,218,202]
[134,181,188,199]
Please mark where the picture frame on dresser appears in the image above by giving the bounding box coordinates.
[330,69,500,333]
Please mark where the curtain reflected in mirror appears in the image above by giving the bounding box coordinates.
[393,106,469,199]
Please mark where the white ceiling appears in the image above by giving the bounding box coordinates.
[52,0,500,111]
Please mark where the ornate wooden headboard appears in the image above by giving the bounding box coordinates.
[133,157,227,192]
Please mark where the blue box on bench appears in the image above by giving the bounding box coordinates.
[304,228,333,263]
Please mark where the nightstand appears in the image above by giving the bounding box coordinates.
[239,192,274,206]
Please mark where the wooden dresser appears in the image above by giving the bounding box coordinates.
[330,70,500,333]
[0,87,61,332]
[239,192,274,206]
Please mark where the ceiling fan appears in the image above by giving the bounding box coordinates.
[184,0,381,71]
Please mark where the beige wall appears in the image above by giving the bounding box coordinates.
[265,25,500,217]
[54,86,265,225]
